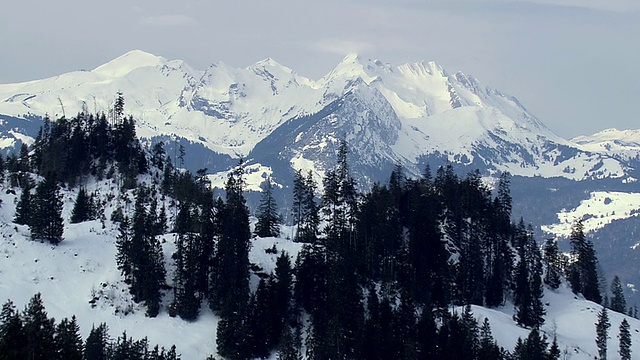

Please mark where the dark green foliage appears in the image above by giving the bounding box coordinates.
[115,186,166,317]
[71,187,96,223]
[55,316,83,360]
[543,238,563,290]
[513,221,545,328]
[512,328,551,360]
[23,293,56,360]
[14,175,33,225]
[0,300,27,360]
[568,220,602,303]
[84,323,110,360]
[618,318,631,360]
[255,177,280,237]
[30,174,64,244]
[610,275,627,314]
[595,307,611,360]
[170,233,202,321]
[292,170,319,243]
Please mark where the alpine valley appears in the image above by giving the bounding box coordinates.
[2,50,640,358]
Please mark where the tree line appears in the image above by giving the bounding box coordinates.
[0,293,179,360]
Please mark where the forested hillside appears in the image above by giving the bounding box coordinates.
[0,103,638,359]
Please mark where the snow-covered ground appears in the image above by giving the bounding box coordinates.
[1,177,640,359]
[541,191,640,237]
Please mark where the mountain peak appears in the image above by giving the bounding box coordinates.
[248,57,293,73]
[92,50,166,78]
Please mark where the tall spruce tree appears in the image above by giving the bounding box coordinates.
[543,238,562,289]
[569,220,601,303]
[70,187,94,223]
[14,175,34,225]
[255,177,280,237]
[618,318,632,360]
[54,316,83,360]
[595,307,611,360]
[610,275,627,314]
[23,293,56,360]
[0,300,27,360]
[292,170,319,243]
[84,323,110,360]
[31,174,64,244]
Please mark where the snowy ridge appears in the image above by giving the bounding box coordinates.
[0,50,636,180]
[572,128,640,161]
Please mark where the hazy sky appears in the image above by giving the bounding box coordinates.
[1,0,638,138]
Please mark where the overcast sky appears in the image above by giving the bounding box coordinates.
[1,0,638,138]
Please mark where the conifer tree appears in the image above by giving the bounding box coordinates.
[31,174,64,244]
[14,175,34,225]
[568,220,602,303]
[84,323,110,360]
[610,275,627,314]
[54,316,83,360]
[71,187,94,223]
[292,170,319,243]
[255,177,280,238]
[23,293,56,360]
[0,300,27,360]
[543,238,562,289]
[618,318,632,360]
[595,307,611,360]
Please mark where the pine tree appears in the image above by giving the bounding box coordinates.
[71,187,93,223]
[595,307,611,360]
[31,174,64,244]
[610,275,627,314]
[568,220,601,303]
[0,300,27,360]
[292,170,319,243]
[54,316,83,360]
[618,318,632,360]
[543,238,562,289]
[255,177,280,237]
[23,293,57,360]
[84,323,110,360]
[14,175,34,225]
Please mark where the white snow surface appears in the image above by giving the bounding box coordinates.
[0,50,633,180]
[1,175,640,359]
[0,176,302,359]
[541,191,640,237]
[572,128,640,161]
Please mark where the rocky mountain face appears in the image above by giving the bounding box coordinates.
[1,50,637,185]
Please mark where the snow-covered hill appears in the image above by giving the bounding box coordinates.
[572,128,640,161]
[1,176,639,359]
[0,50,634,182]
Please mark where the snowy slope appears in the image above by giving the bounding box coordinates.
[0,50,634,181]
[0,177,303,359]
[541,191,640,237]
[1,175,640,359]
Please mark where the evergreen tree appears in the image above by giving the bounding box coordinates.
[568,220,601,303]
[22,293,56,360]
[84,323,110,360]
[31,174,64,244]
[14,175,34,225]
[0,300,27,360]
[255,177,280,237]
[610,275,627,314]
[54,316,83,360]
[170,233,202,321]
[543,238,562,290]
[618,318,632,360]
[292,170,319,243]
[71,187,94,223]
[595,307,611,360]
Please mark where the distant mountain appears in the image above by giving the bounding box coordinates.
[0,50,634,185]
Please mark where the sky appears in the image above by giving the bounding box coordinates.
[0,0,638,139]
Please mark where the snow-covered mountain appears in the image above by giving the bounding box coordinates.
[0,50,634,183]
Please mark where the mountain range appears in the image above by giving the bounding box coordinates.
[2,50,640,297]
